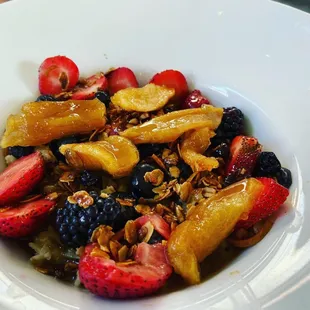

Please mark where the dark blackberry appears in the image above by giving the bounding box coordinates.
[36,95,56,102]
[177,161,192,180]
[49,135,80,162]
[276,167,292,189]
[148,231,164,244]
[80,170,99,187]
[254,152,281,177]
[211,142,230,160]
[131,163,159,198]
[56,194,121,248]
[138,144,165,159]
[95,91,110,107]
[214,107,244,143]
[8,146,34,159]
[111,192,139,230]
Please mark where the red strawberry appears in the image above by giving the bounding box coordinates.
[0,152,44,206]
[225,136,262,186]
[71,72,108,100]
[79,242,172,298]
[107,67,138,95]
[236,177,289,228]
[181,89,210,109]
[39,56,79,95]
[135,214,171,240]
[150,69,189,102]
[0,198,56,238]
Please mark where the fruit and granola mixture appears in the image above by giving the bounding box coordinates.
[0,56,292,298]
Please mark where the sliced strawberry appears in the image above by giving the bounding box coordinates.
[0,152,44,206]
[39,56,79,95]
[0,198,56,238]
[135,214,171,240]
[236,177,289,228]
[79,242,172,298]
[107,67,138,95]
[181,89,210,109]
[150,69,189,102]
[225,136,262,186]
[71,72,108,100]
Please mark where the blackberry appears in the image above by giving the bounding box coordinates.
[111,192,139,230]
[138,144,165,159]
[254,152,281,177]
[131,163,159,198]
[95,91,110,107]
[276,167,292,189]
[36,95,56,102]
[211,142,230,160]
[214,107,244,143]
[148,231,164,244]
[49,135,80,162]
[80,170,99,187]
[8,146,34,159]
[56,193,121,248]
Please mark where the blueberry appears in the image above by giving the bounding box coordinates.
[131,163,159,198]
[89,191,99,201]
[36,95,56,102]
[138,144,165,159]
[95,91,110,107]
[276,167,292,189]
[148,231,164,244]
[177,161,192,180]
[49,135,80,162]
[211,142,230,160]
[80,170,99,187]
[8,146,34,159]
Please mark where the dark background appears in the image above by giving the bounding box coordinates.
[278,0,310,12]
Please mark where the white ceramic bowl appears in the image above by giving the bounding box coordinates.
[0,0,309,309]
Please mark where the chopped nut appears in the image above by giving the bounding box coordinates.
[161,240,168,246]
[138,225,148,242]
[110,240,122,260]
[151,154,166,170]
[91,225,114,252]
[202,187,217,198]
[162,149,179,166]
[163,214,178,224]
[144,169,164,186]
[89,128,101,141]
[59,171,76,183]
[128,244,137,259]
[5,155,16,165]
[45,192,60,201]
[116,260,137,267]
[129,118,139,125]
[135,204,152,215]
[140,221,154,243]
[101,186,116,195]
[35,145,57,163]
[169,166,180,179]
[111,229,125,241]
[154,204,164,216]
[175,205,185,223]
[76,246,85,257]
[90,247,111,259]
[118,245,129,262]
[177,181,193,202]
[140,112,150,120]
[124,220,138,245]
[68,190,94,208]
[116,198,134,207]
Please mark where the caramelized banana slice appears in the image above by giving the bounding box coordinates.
[111,84,175,112]
[120,106,223,144]
[1,99,106,148]
[180,128,219,172]
[167,178,263,284]
[59,136,139,178]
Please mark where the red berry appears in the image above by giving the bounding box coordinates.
[236,177,289,228]
[71,72,108,100]
[39,56,79,95]
[79,242,172,298]
[182,89,210,109]
[225,136,262,186]
[0,198,56,238]
[107,67,138,95]
[150,69,189,102]
[0,152,44,206]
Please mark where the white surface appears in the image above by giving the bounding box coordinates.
[0,0,309,309]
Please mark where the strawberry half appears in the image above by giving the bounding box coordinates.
[150,69,189,102]
[135,214,171,240]
[181,89,211,109]
[0,152,44,206]
[107,67,139,95]
[225,136,262,186]
[79,242,172,299]
[0,198,56,238]
[236,177,289,228]
[71,72,108,100]
[39,56,79,95]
